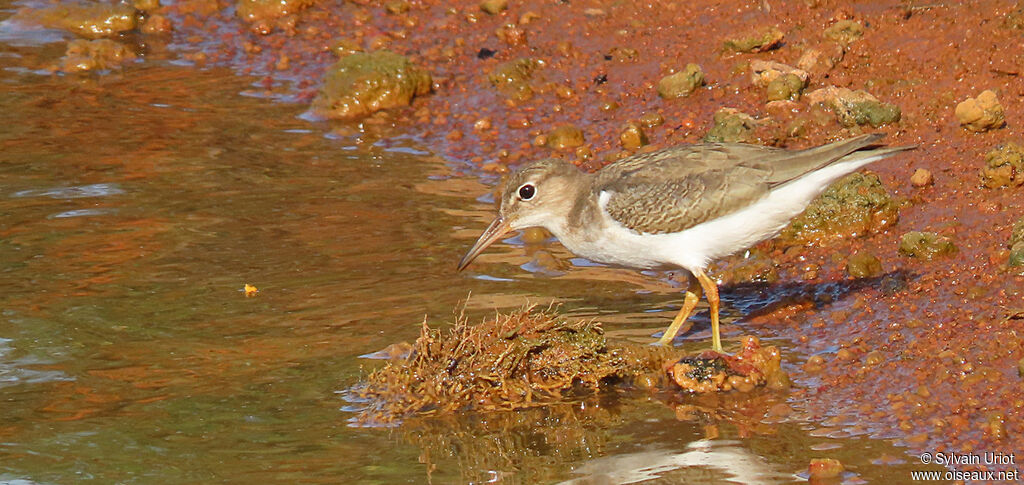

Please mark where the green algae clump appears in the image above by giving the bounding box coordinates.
[657,63,704,99]
[488,58,541,102]
[349,307,674,424]
[31,3,138,39]
[704,108,759,144]
[723,26,784,53]
[311,51,432,120]
[805,86,901,128]
[823,20,864,46]
[980,142,1024,188]
[765,73,805,101]
[899,231,958,260]
[1010,218,1024,269]
[846,251,884,278]
[781,172,899,244]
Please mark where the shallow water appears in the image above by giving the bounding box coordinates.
[0,11,951,485]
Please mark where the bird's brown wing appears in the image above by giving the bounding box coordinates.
[596,144,777,234]
[595,135,889,234]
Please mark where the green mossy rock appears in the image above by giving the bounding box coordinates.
[311,51,432,120]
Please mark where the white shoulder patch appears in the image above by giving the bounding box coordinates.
[597,190,612,209]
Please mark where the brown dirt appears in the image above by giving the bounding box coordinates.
[146,0,1024,472]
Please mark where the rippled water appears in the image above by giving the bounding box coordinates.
[0,5,950,483]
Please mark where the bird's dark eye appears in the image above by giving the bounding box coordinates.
[518,183,536,200]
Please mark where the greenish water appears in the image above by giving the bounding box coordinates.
[0,9,949,484]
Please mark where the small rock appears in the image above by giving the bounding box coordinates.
[805,86,900,127]
[797,43,845,75]
[521,227,550,244]
[140,13,173,34]
[956,90,1005,132]
[546,125,584,151]
[618,122,648,149]
[750,59,809,88]
[979,142,1024,188]
[809,458,845,479]
[1009,243,1024,269]
[846,251,883,278]
[657,63,704,99]
[823,19,864,46]
[723,26,784,53]
[704,108,758,144]
[479,0,507,15]
[910,168,933,187]
[237,0,314,23]
[384,0,409,14]
[899,231,958,260]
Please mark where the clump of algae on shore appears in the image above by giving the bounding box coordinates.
[348,306,790,424]
[349,306,676,424]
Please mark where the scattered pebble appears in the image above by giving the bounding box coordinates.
[618,122,648,149]
[479,0,507,15]
[546,124,585,150]
[910,168,933,187]
[657,63,704,99]
[956,90,1005,132]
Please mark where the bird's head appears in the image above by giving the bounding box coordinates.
[457,158,582,271]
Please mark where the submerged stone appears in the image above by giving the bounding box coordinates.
[58,38,136,72]
[781,172,899,244]
[899,231,958,260]
[546,124,585,150]
[488,58,541,102]
[311,51,432,120]
[657,63,704,99]
[32,3,138,39]
[979,142,1024,188]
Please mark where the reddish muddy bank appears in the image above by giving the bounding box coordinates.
[19,0,1023,476]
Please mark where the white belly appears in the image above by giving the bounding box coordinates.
[553,154,889,272]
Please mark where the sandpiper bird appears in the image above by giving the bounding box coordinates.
[458,134,914,352]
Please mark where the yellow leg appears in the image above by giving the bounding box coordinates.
[657,278,702,346]
[693,269,723,353]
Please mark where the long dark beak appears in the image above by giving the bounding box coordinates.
[457,217,512,272]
